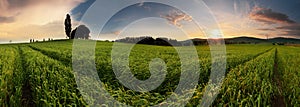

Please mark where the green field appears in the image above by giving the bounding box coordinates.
[0,40,299,106]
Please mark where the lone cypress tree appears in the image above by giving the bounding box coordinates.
[64,14,72,39]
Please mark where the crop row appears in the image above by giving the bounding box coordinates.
[0,46,23,107]
[277,46,300,106]
[29,42,273,84]
[213,48,276,106]
[20,46,87,106]
[28,41,275,106]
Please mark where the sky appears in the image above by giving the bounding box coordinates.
[0,0,300,43]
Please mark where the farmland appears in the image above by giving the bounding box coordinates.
[0,40,299,106]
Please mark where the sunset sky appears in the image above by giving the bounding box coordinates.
[0,0,300,43]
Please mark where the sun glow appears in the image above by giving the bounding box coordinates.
[208,29,223,39]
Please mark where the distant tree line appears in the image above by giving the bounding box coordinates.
[115,36,181,46]
[225,41,258,44]
[29,38,54,43]
[115,37,293,46]
[64,14,90,39]
[187,39,209,45]
[115,37,215,46]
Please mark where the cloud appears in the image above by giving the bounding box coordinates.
[0,0,85,42]
[257,28,274,31]
[0,0,59,17]
[138,0,144,7]
[0,16,15,23]
[276,24,300,37]
[142,6,151,11]
[250,7,300,37]
[71,12,83,21]
[136,1,151,11]
[161,10,192,27]
[249,7,296,24]
[112,30,121,35]
[282,30,300,37]
[276,24,300,30]
[0,0,85,24]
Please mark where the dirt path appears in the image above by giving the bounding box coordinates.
[271,48,286,107]
[18,46,35,107]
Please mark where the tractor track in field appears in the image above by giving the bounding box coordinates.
[226,47,287,106]
[28,45,71,66]
[18,46,35,107]
[271,48,286,107]
[227,47,274,72]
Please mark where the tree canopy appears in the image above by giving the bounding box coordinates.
[64,14,72,39]
[71,25,90,39]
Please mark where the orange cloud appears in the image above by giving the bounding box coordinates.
[0,0,85,42]
[249,7,295,25]
[161,10,192,27]
[276,24,300,37]
[113,30,121,35]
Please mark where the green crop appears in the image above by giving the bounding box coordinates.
[0,46,23,107]
[277,46,300,106]
[0,40,298,106]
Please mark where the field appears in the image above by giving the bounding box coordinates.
[0,40,299,106]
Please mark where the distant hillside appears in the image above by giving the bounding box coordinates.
[267,37,300,44]
[226,37,300,44]
[187,36,300,45]
[224,36,266,44]
[114,36,300,46]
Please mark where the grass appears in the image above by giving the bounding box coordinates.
[0,40,298,106]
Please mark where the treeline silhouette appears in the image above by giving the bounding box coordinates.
[115,37,182,46]
[30,38,54,43]
[115,37,214,46]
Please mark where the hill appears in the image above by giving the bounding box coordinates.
[114,36,300,46]
[187,36,300,45]
[224,36,266,44]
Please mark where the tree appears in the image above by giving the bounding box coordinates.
[71,25,90,39]
[137,37,155,45]
[64,14,72,39]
